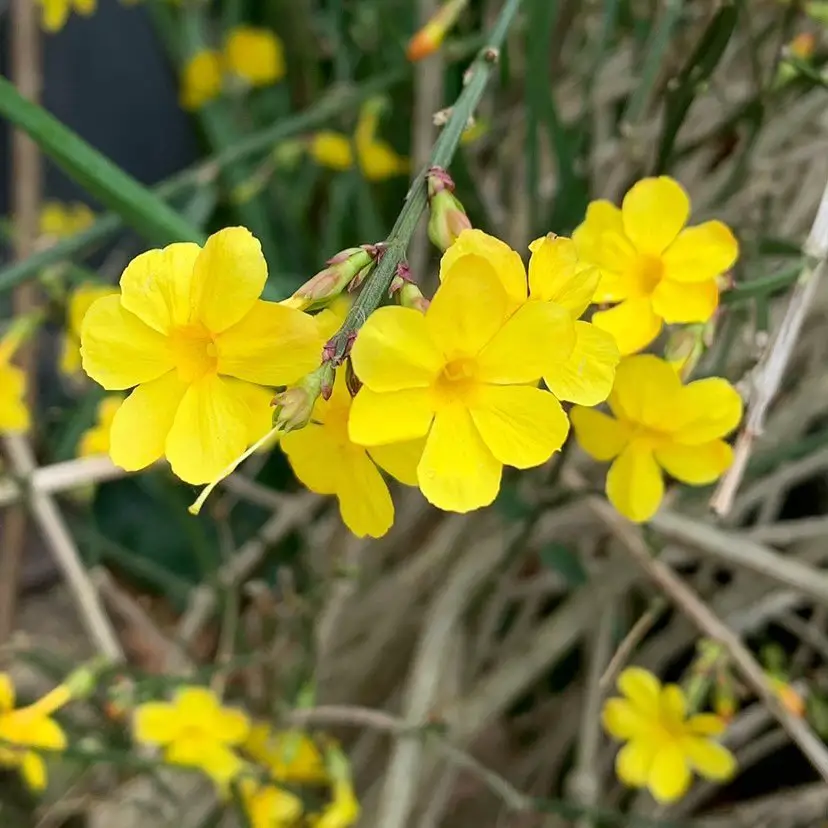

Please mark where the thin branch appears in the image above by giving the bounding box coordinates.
[600,599,667,692]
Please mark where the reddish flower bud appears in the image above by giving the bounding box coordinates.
[282,247,376,311]
[272,365,333,432]
[428,189,471,252]
[406,0,468,62]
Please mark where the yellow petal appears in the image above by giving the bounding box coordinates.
[675,378,743,444]
[68,284,118,338]
[570,406,628,461]
[180,50,223,110]
[528,234,600,316]
[81,296,174,390]
[659,684,687,725]
[336,448,394,538]
[606,445,665,522]
[119,243,201,334]
[648,743,692,803]
[417,404,501,512]
[20,751,47,791]
[281,424,341,494]
[615,740,657,788]
[477,300,575,383]
[236,381,278,446]
[0,364,29,432]
[621,177,689,256]
[0,674,14,711]
[191,227,267,334]
[440,229,528,309]
[174,686,223,722]
[572,200,636,280]
[543,321,619,405]
[73,0,95,16]
[602,698,652,740]
[310,132,354,171]
[591,298,663,356]
[651,278,719,324]
[655,439,733,485]
[617,667,662,709]
[109,371,187,472]
[59,334,82,376]
[168,739,243,785]
[359,141,410,181]
[368,438,426,486]
[688,714,726,736]
[348,387,434,446]
[427,256,508,358]
[215,707,250,745]
[608,355,683,429]
[216,300,322,386]
[681,737,736,781]
[469,385,569,469]
[351,306,443,391]
[41,0,69,32]
[133,701,178,746]
[165,375,252,484]
[224,26,285,86]
[662,221,739,283]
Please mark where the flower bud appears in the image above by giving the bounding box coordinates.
[426,168,471,252]
[665,324,706,380]
[282,247,376,311]
[398,282,430,313]
[406,0,468,62]
[272,364,333,431]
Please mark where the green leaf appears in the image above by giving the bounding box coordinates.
[0,76,204,246]
[539,543,588,587]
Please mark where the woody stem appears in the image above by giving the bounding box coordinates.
[326,0,526,361]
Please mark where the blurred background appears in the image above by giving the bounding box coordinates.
[2,0,828,825]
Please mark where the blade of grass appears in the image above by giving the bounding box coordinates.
[0,76,203,246]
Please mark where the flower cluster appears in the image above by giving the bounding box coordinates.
[182,27,285,110]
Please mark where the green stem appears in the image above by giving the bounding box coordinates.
[327,0,526,359]
[722,263,802,304]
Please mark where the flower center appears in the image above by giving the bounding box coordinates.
[169,324,218,383]
[630,254,664,296]
[434,357,479,405]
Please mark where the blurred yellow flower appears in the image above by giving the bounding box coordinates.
[308,100,409,181]
[349,241,574,513]
[39,201,95,239]
[78,395,123,457]
[0,673,69,791]
[282,369,422,538]
[603,667,736,803]
[571,355,742,522]
[60,283,118,376]
[133,686,249,788]
[0,319,33,434]
[574,176,738,354]
[38,0,95,33]
[181,50,224,110]
[224,26,285,86]
[240,778,303,828]
[441,229,619,406]
[80,227,323,484]
[315,779,360,828]
[245,724,329,783]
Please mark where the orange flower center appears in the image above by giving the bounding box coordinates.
[169,324,219,383]
[434,357,478,404]
[630,254,664,296]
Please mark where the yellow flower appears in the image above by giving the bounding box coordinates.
[78,395,123,457]
[38,0,95,33]
[308,100,409,182]
[60,283,118,376]
[80,226,323,485]
[571,355,742,522]
[245,724,329,783]
[282,368,422,538]
[224,26,285,87]
[0,673,69,791]
[132,686,249,787]
[574,176,738,354]
[240,778,303,828]
[349,244,574,513]
[181,50,224,110]
[441,229,620,406]
[0,320,31,434]
[603,667,736,803]
[315,779,360,828]
[39,201,95,239]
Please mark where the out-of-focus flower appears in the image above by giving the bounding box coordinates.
[0,673,69,791]
[282,369,422,538]
[571,355,742,522]
[245,724,329,783]
[603,667,736,803]
[38,0,95,33]
[60,283,118,376]
[133,686,249,788]
[224,26,286,87]
[406,0,469,61]
[316,779,360,828]
[39,201,95,240]
[240,778,303,828]
[0,316,37,434]
[574,176,738,354]
[80,227,323,485]
[78,395,123,458]
[181,50,224,110]
[776,32,818,86]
